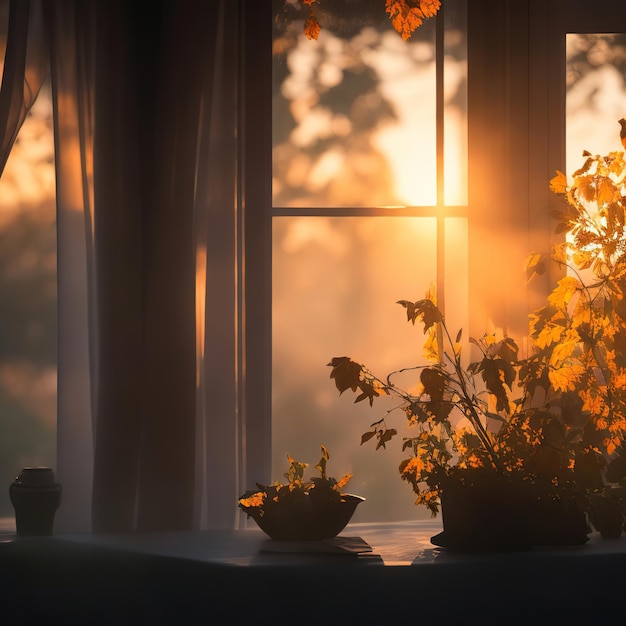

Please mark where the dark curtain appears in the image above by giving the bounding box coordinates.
[88,0,227,532]
[88,1,196,532]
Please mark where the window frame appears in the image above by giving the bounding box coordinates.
[247,2,468,500]
[239,0,626,511]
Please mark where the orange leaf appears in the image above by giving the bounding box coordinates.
[304,14,320,40]
[597,177,615,207]
[548,276,581,308]
[335,473,353,490]
[549,170,568,194]
[420,0,442,18]
[385,0,440,41]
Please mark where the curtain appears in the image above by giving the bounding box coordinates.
[0,0,47,175]
[46,0,95,533]
[0,0,244,532]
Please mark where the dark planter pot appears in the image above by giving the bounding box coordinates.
[530,491,589,546]
[430,469,589,552]
[431,469,534,552]
[9,467,62,536]
[242,493,365,541]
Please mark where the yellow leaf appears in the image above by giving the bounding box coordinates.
[550,333,578,368]
[534,322,564,349]
[548,276,581,308]
[572,249,593,269]
[548,363,584,392]
[597,177,615,207]
[577,175,596,202]
[335,473,353,490]
[239,492,265,508]
[399,455,433,478]
[549,170,568,194]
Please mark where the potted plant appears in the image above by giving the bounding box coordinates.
[327,129,626,550]
[238,445,365,541]
[524,140,626,540]
[328,295,588,552]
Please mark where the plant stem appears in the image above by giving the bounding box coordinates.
[440,319,502,472]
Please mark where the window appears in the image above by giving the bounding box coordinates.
[0,76,56,525]
[566,34,626,169]
[270,0,468,521]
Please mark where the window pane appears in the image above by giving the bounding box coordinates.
[444,0,467,206]
[272,0,437,207]
[566,34,626,171]
[272,216,439,522]
[0,80,56,525]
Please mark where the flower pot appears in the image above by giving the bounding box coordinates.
[243,493,365,541]
[431,469,534,552]
[530,490,589,546]
[9,467,62,536]
[431,469,590,552]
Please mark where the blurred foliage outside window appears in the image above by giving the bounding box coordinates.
[271,9,626,523]
[566,34,626,168]
[0,76,56,520]
[271,0,468,522]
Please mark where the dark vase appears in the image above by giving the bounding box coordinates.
[9,467,62,536]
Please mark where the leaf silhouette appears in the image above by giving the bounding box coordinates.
[477,357,515,413]
[327,357,362,393]
[361,430,377,445]
[376,428,398,450]
[420,367,445,401]
[398,298,441,332]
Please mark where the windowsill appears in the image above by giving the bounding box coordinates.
[0,520,441,566]
[2,521,626,622]
[3,518,626,565]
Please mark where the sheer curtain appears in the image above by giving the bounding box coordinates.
[0,0,245,532]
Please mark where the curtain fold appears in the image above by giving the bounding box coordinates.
[194,1,242,530]
[90,0,212,532]
[45,0,95,533]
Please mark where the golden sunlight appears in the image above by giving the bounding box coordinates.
[196,244,207,377]
[271,2,469,522]
[566,34,626,170]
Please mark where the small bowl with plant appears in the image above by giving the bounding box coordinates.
[238,445,364,541]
